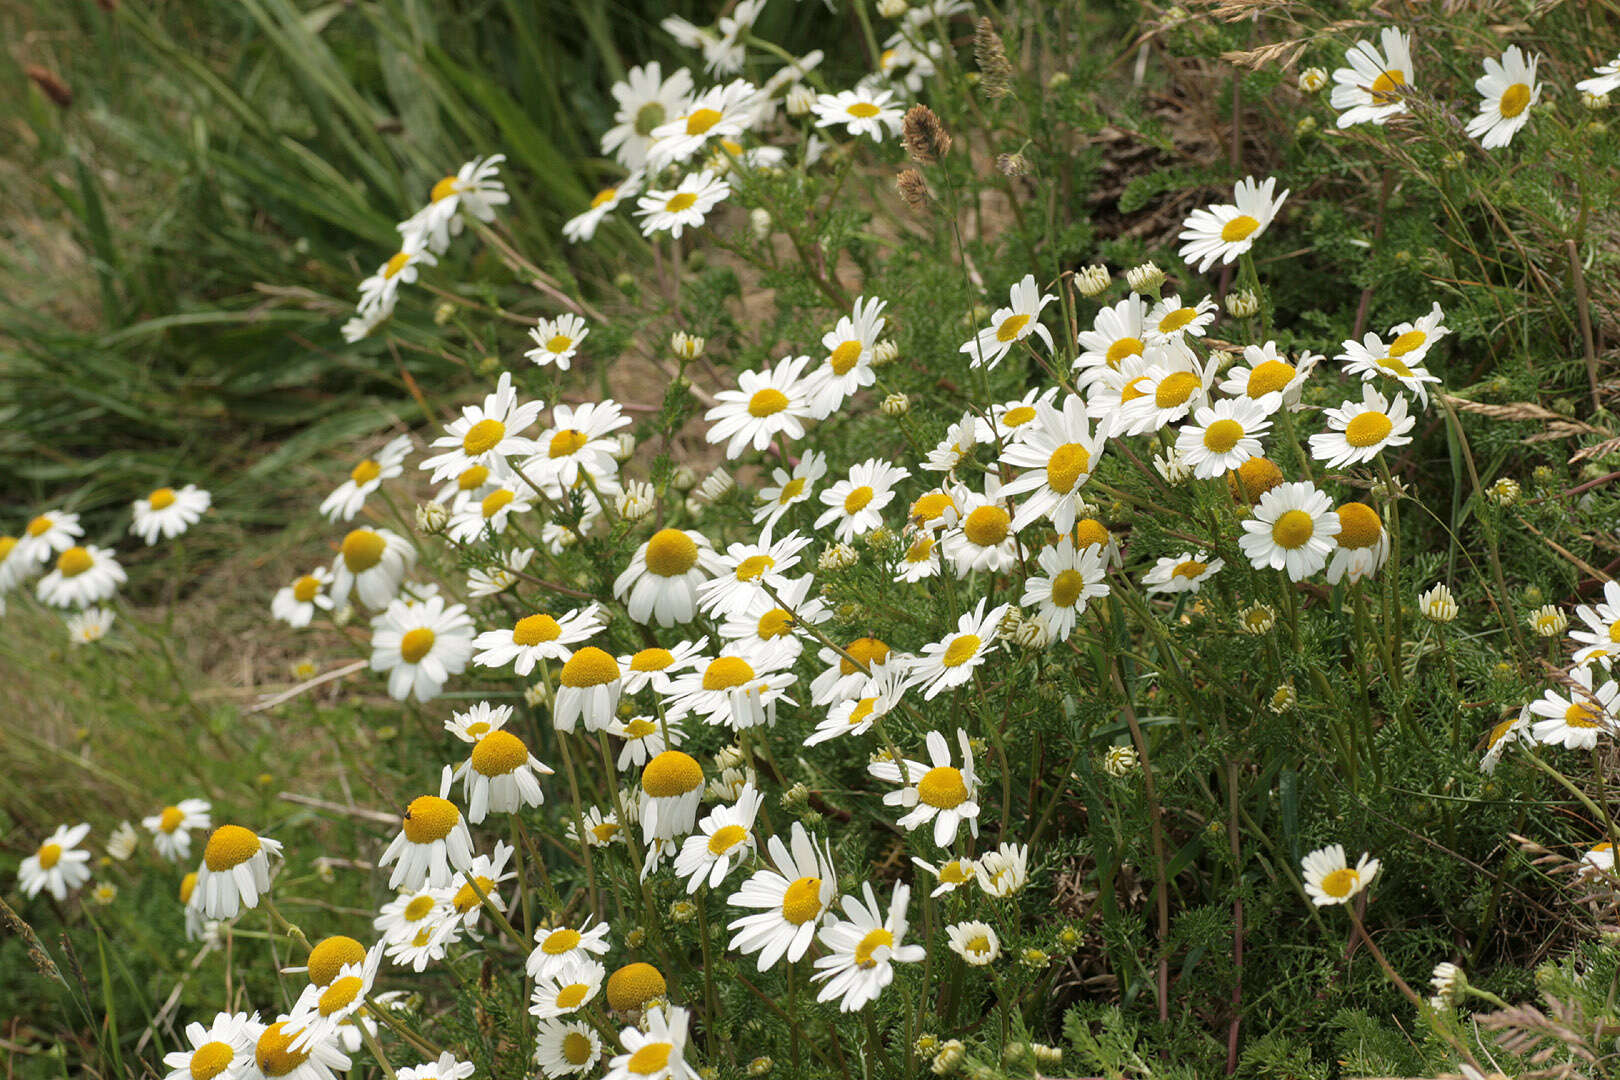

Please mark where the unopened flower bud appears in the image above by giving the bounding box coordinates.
[749,208,772,239]
[1226,289,1260,318]
[819,543,859,571]
[1487,477,1520,505]
[1103,745,1138,776]
[670,331,705,361]
[1125,261,1164,293]
[669,900,697,923]
[433,302,456,326]
[696,468,734,503]
[1419,583,1458,623]
[1299,67,1327,92]
[670,465,698,492]
[786,84,816,117]
[882,392,910,416]
[1075,264,1110,297]
[876,0,907,16]
[415,501,449,534]
[1583,90,1610,111]
[873,340,899,366]
[1268,684,1297,713]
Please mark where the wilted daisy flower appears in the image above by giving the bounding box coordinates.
[66,605,116,645]
[805,665,906,746]
[960,274,1057,370]
[1001,397,1106,533]
[399,154,510,253]
[618,638,707,696]
[602,62,694,170]
[1338,330,1443,408]
[104,820,138,861]
[18,823,92,900]
[143,799,212,862]
[1176,398,1272,479]
[946,921,1000,965]
[870,729,981,846]
[455,728,554,823]
[378,768,474,891]
[1239,481,1340,581]
[1325,503,1389,586]
[640,750,707,843]
[1528,604,1568,638]
[252,1019,351,1080]
[637,169,732,237]
[1218,341,1318,412]
[131,484,210,545]
[474,604,604,678]
[604,1005,695,1080]
[445,841,517,935]
[37,545,126,608]
[676,783,764,893]
[1177,176,1289,272]
[420,372,544,484]
[806,296,887,418]
[286,944,385,1051]
[535,1019,602,1078]
[1301,843,1380,906]
[320,436,411,523]
[330,528,415,611]
[815,459,911,543]
[1480,707,1531,773]
[1467,46,1541,149]
[1021,539,1109,641]
[369,595,475,702]
[1143,551,1224,595]
[813,86,903,140]
[812,881,925,1012]
[908,599,1009,700]
[615,529,722,627]
[526,314,590,370]
[530,958,606,1021]
[1529,666,1617,749]
[705,355,816,460]
[1310,387,1414,469]
[1329,28,1414,128]
[726,822,838,970]
[564,173,643,244]
[975,842,1030,897]
[161,1011,262,1080]
[194,825,283,919]
[754,450,828,527]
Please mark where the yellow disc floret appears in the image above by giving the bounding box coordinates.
[204,825,261,872]
[560,646,620,688]
[402,796,459,844]
[644,529,699,577]
[606,962,666,1012]
[471,730,530,777]
[642,751,703,797]
[307,935,366,986]
[341,529,386,572]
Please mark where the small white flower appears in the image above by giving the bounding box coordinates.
[946,921,1000,966]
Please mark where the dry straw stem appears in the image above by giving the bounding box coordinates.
[1221,38,1308,71]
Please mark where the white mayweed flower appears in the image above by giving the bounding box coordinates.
[1528,604,1568,638]
[1152,447,1195,484]
[882,393,910,417]
[415,501,449,535]
[819,543,859,572]
[1299,67,1327,92]
[696,468,735,503]
[749,208,772,239]
[106,821,139,861]
[1269,685,1297,714]
[1420,583,1459,623]
[1074,265,1110,297]
[617,481,657,522]
[1430,961,1465,1006]
[872,340,900,366]
[671,332,705,361]
[1124,262,1165,293]
[1226,289,1260,318]
[1102,745,1138,776]
[1301,843,1380,906]
[1237,603,1276,635]
[785,84,817,117]
[1487,477,1521,505]
[613,433,637,462]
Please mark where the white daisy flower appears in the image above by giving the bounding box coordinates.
[617,638,707,696]
[444,479,534,545]
[1529,666,1617,749]
[920,412,981,476]
[698,531,812,617]
[357,231,436,317]
[321,436,412,522]
[1576,53,1620,98]
[809,636,896,705]
[15,509,83,567]
[444,700,514,743]
[604,1005,696,1080]
[1467,46,1540,149]
[374,888,450,949]
[614,529,723,627]
[1238,481,1341,581]
[1581,842,1616,878]
[553,647,624,734]
[1571,581,1620,668]
[975,843,1029,897]
[1479,706,1530,774]
[251,1020,351,1080]
[1142,551,1224,595]
[396,1052,477,1080]
[1325,502,1390,586]
[894,530,942,583]
[602,62,695,170]
[0,534,35,593]
[529,400,630,489]
[419,372,545,485]
[946,921,1000,965]
[704,354,816,460]
[1074,516,1123,567]
[637,169,732,237]
[526,314,591,371]
[466,547,534,598]
[1384,302,1450,367]
[907,487,962,532]
[1112,342,1214,436]
[718,575,829,662]
[960,273,1057,370]
[330,528,415,611]
[160,1011,262,1080]
[286,944,385,1052]
[973,386,1061,445]
[754,450,828,527]
[17,823,92,900]
[369,595,475,702]
[1338,331,1443,408]
[340,304,393,343]
[805,296,887,419]
[528,916,613,983]
[454,729,555,824]
[564,172,643,244]
[870,728,981,846]
[906,599,1008,701]
[434,462,498,506]
[726,822,837,971]
[1329,28,1414,128]
[131,484,210,545]
[1145,294,1218,344]
[377,768,474,892]
[568,807,625,849]
[1301,843,1381,905]
[912,856,978,898]
[812,881,925,1012]
[445,841,517,935]
[1001,396,1107,533]
[284,934,368,988]
[648,80,761,171]
[639,751,707,844]
[37,545,126,608]
[663,643,798,732]
[535,1019,601,1078]
[399,154,510,254]
[675,783,764,893]
[1175,397,1272,479]
[1308,387,1414,469]
[193,825,283,919]
[142,799,212,863]
[815,459,911,543]
[812,86,904,141]
[474,604,604,678]
[943,480,1020,575]
[66,606,116,645]
[1217,341,1318,413]
[529,958,606,1021]
[1021,539,1109,641]
[1177,175,1289,273]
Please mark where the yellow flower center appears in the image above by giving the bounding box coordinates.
[148,487,177,510]
[911,491,953,525]
[645,529,700,576]
[512,614,562,646]
[1119,377,1150,403]
[1335,502,1383,549]
[840,637,891,675]
[383,252,412,279]
[628,1044,673,1076]
[939,860,973,885]
[781,876,824,924]
[1230,457,1283,502]
[403,895,436,922]
[778,477,807,503]
[963,933,993,957]
[848,698,878,725]
[561,646,620,687]
[1074,518,1111,550]
[159,805,186,833]
[1388,330,1426,357]
[708,824,748,855]
[549,429,589,459]
[1158,307,1197,334]
[905,536,935,563]
[963,505,1010,547]
[403,795,459,844]
[1369,68,1405,104]
[307,936,366,985]
[36,843,62,869]
[458,465,490,490]
[757,608,794,638]
[255,1024,310,1078]
[1155,371,1200,408]
[1270,510,1315,550]
[846,101,882,118]
[854,927,895,968]
[342,529,387,572]
[996,313,1032,343]
[203,825,261,871]
[189,1041,236,1080]
[1051,569,1086,608]
[631,647,675,672]
[481,489,516,519]
[541,927,583,955]
[625,717,659,738]
[1172,560,1207,580]
[350,459,382,485]
[57,546,94,577]
[1202,419,1245,454]
[591,822,620,843]
[452,875,495,913]
[918,765,969,807]
[1220,215,1260,243]
[735,554,775,582]
[1104,337,1144,367]
[829,340,863,375]
[664,192,698,213]
[1344,411,1394,448]
[1318,867,1359,898]
[1564,703,1601,728]
[643,750,703,797]
[590,187,618,209]
[1003,405,1037,428]
[1246,360,1296,397]
[462,418,507,456]
[318,975,363,1016]
[471,730,530,776]
[26,516,53,537]
[180,872,198,904]
[843,485,876,513]
[1046,443,1091,493]
[748,388,790,417]
[1499,82,1532,116]
[431,175,460,202]
[399,627,436,664]
[942,634,982,668]
[0,536,15,561]
[702,656,756,690]
[1376,353,1414,377]
[553,983,591,1010]
[606,962,666,1011]
[685,107,723,134]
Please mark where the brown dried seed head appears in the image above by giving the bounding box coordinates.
[25,66,73,108]
[996,153,1030,177]
[896,168,932,210]
[974,17,1013,98]
[901,104,951,164]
